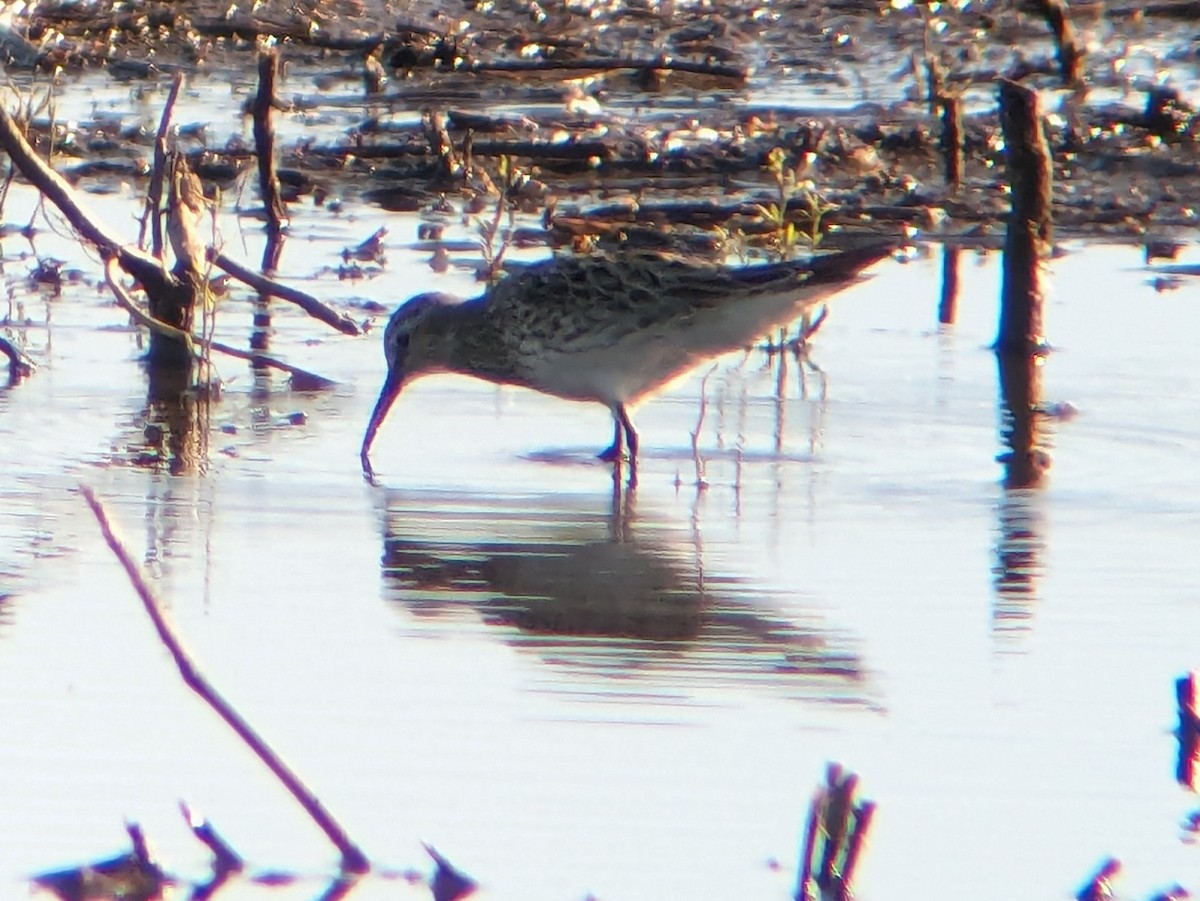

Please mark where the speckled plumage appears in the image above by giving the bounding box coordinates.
[361,245,891,479]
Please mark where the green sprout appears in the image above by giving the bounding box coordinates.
[755,146,834,259]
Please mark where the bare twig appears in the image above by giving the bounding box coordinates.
[79,486,370,875]
[204,337,336,389]
[180,802,244,877]
[425,844,477,901]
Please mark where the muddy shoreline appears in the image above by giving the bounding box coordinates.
[3,0,1198,254]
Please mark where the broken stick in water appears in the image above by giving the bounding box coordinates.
[80,486,370,875]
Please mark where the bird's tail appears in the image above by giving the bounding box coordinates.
[732,241,897,290]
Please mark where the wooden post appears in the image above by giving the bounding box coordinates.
[253,48,288,242]
[997,79,1051,355]
[1031,0,1083,86]
[939,91,964,193]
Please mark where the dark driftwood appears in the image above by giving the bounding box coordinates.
[464,56,748,83]
[80,486,370,875]
[997,79,1051,354]
[795,763,873,901]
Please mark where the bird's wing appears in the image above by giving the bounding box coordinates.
[486,247,887,359]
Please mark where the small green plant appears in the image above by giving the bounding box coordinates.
[755,146,834,259]
[477,155,518,282]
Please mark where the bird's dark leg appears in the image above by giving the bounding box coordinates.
[600,404,639,484]
[598,412,624,462]
[616,404,639,468]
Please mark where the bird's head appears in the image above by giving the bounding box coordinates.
[361,292,457,478]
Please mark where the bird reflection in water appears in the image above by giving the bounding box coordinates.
[378,484,871,705]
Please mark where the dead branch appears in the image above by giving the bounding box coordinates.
[79,486,370,875]
[0,335,36,382]
[104,258,193,350]
[0,101,358,337]
[140,71,184,257]
[104,259,334,387]
[180,802,244,879]
[0,104,168,292]
[210,252,362,336]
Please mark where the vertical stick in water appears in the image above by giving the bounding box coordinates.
[997,79,1052,355]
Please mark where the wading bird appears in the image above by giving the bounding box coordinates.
[361,244,892,481]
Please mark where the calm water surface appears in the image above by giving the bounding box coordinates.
[0,179,1198,899]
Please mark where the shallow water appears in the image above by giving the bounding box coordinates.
[1,147,1198,901]
[2,26,1200,893]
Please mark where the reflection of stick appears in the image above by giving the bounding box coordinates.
[690,366,716,489]
[939,245,960,325]
[80,486,370,875]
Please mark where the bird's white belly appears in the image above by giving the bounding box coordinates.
[523,333,698,405]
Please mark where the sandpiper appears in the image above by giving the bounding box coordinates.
[360,244,892,480]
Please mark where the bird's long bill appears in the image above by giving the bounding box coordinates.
[360,367,405,475]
